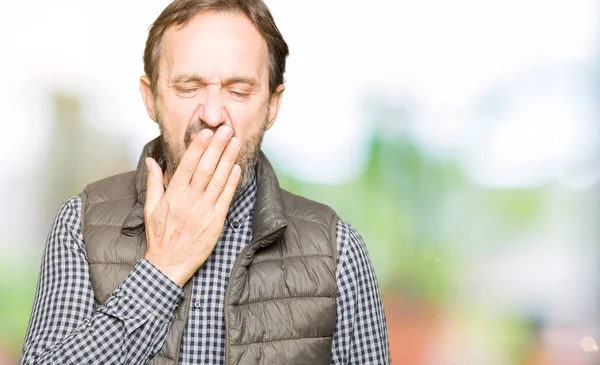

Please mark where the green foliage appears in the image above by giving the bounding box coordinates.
[276,131,547,306]
[276,134,458,303]
[0,260,38,356]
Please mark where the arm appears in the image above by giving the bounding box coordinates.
[20,197,184,365]
[331,220,391,365]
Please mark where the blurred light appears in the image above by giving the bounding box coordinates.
[581,336,598,352]
[465,92,598,188]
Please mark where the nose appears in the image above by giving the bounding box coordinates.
[198,86,226,127]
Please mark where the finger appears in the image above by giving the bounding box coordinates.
[203,136,241,204]
[168,129,214,191]
[144,157,164,219]
[189,125,234,191]
[215,164,241,218]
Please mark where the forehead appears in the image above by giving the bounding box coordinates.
[161,10,269,82]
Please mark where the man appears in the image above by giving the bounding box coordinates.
[20,0,390,364]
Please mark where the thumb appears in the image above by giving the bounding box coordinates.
[144,157,164,218]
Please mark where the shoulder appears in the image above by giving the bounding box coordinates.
[79,171,138,230]
[336,219,364,244]
[81,171,137,204]
[56,195,83,224]
[335,219,373,269]
[49,195,86,254]
[279,188,339,227]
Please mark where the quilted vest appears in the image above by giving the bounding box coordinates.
[79,137,339,365]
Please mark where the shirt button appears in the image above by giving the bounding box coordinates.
[232,221,240,229]
[193,301,202,309]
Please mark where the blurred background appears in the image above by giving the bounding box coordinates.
[0,0,599,364]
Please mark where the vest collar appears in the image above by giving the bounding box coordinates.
[122,136,288,245]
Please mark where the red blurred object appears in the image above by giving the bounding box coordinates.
[0,344,17,365]
[384,295,441,365]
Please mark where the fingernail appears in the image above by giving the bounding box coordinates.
[201,129,213,141]
[145,158,152,172]
[221,125,233,137]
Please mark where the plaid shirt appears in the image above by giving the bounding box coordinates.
[20,174,390,364]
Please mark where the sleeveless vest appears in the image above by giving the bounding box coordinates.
[79,137,339,364]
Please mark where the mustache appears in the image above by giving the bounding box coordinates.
[183,120,224,149]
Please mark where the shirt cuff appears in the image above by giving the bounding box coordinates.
[116,258,185,323]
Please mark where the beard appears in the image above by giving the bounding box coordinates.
[156,107,268,199]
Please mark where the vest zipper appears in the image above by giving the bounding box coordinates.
[224,223,287,365]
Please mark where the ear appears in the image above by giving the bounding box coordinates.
[139,75,158,123]
[265,84,285,130]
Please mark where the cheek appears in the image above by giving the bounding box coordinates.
[159,93,199,138]
[227,100,268,141]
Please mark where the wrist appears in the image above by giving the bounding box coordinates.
[143,253,190,288]
[113,259,185,323]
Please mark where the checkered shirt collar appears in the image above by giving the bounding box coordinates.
[226,171,257,229]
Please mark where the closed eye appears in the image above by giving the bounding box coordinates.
[229,90,250,100]
[180,88,199,94]
[174,87,201,98]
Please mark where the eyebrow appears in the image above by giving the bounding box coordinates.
[170,74,259,88]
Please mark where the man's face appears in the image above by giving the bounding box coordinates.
[141,10,283,193]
